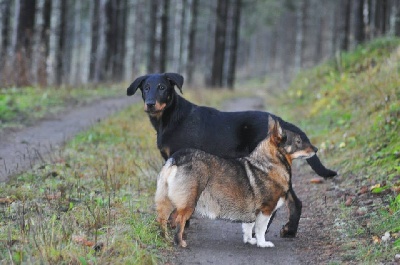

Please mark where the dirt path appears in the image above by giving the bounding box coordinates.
[0,96,139,182]
[169,97,310,265]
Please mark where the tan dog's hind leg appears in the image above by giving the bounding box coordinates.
[156,197,174,240]
[174,207,194,247]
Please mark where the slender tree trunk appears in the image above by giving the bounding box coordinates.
[80,1,93,84]
[147,0,157,73]
[124,0,136,80]
[69,0,81,85]
[9,0,19,56]
[172,0,183,73]
[314,9,324,64]
[160,0,170,72]
[226,0,241,89]
[353,0,365,46]
[187,0,199,85]
[340,0,351,51]
[0,0,9,84]
[32,0,45,85]
[210,0,229,88]
[294,0,306,72]
[47,0,61,86]
[0,0,4,59]
[393,0,400,36]
[300,0,309,67]
[93,0,107,83]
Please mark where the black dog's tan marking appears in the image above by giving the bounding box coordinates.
[127,73,336,237]
[155,117,316,247]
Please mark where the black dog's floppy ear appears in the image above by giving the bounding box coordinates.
[164,73,184,93]
[127,75,148,96]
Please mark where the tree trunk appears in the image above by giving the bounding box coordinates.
[69,0,81,85]
[393,0,400,36]
[339,0,351,51]
[210,0,229,88]
[93,0,107,83]
[294,0,306,72]
[226,0,241,89]
[186,0,199,85]
[353,0,365,46]
[47,0,61,86]
[147,0,157,73]
[80,1,93,84]
[160,0,170,73]
[124,0,136,81]
[0,0,12,84]
[32,0,45,85]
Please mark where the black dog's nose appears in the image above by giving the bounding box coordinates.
[146,103,155,109]
[313,146,318,153]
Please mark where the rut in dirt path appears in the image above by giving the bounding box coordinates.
[0,96,140,182]
[170,97,303,265]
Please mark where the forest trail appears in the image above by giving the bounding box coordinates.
[0,96,139,182]
[170,97,305,265]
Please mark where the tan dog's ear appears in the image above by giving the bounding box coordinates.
[268,116,284,145]
[127,75,149,96]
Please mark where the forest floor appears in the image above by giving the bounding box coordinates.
[0,95,337,264]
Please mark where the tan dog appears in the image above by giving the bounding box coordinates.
[155,116,316,248]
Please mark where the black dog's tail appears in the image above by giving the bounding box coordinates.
[306,155,337,178]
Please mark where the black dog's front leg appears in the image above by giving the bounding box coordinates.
[280,187,302,238]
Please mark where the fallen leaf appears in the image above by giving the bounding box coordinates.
[370,183,381,191]
[358,186,368,195]
[84,241,95,247]
[345,197,354,207]
[372,235,381,244]
[310,178,324,184]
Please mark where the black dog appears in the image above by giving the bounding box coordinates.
[127,73,336,237]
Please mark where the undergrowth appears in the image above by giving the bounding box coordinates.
[272,37,400,263]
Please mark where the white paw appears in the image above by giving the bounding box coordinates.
[257,241,275,248]
[244,237,257,245]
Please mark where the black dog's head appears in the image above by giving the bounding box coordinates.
[127,73,184,117]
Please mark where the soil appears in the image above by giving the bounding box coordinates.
[0,95,337,264]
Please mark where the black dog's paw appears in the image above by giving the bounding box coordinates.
[185,219,190,228]
[280,224,297,238]
[322,169,337,179]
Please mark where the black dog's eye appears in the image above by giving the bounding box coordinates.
[158,84,166,90]
[144,86,150,92]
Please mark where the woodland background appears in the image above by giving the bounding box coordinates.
[1,0,400,88]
